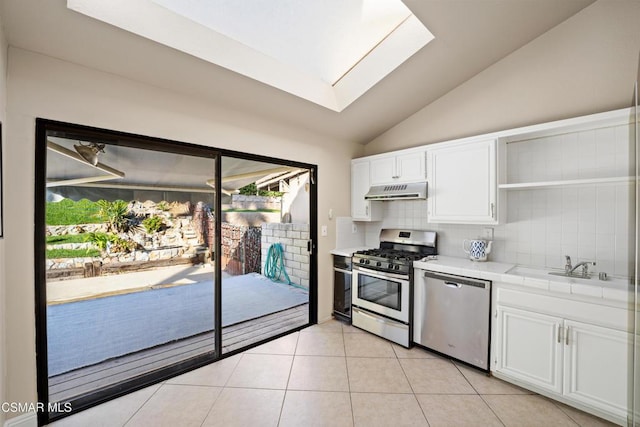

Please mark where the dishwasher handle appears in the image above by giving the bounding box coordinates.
[444,281,462,289]
[421,270,491,290]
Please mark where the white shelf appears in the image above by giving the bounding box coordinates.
[498,176,635,190]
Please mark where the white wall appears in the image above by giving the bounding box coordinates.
[364,0,640,156]
[3,47,362,415]
[0,7,7,426]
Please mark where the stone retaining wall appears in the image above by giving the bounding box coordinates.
[232,195,281,211]
[46,224,107,236]
[46,247,194,270]
[261,223,310,289]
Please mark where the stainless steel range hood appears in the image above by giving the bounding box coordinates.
[364,182,427,200]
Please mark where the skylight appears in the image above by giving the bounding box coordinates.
[67,0,434,111]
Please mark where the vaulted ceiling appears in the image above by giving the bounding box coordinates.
[1,0,595,143]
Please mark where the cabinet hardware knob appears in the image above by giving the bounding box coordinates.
[557,324,561,343]
[565,326,570,345]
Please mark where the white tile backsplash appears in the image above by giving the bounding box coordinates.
[360,123,636,279]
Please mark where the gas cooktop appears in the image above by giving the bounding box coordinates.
[352,229,437,276]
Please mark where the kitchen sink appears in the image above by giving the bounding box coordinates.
[548,271,592,279]
[505,266,633,291]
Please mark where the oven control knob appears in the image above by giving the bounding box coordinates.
[376,261,381,267]
[359,259,366,264]
[365,260,371,265]
[394,265,400,271]
[387,263,394,269]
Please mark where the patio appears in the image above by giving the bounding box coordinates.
[46,264,309,403]
[49,303,308,403]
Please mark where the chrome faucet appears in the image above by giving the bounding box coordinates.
[564,255,595,277]
[564,255,572,274]
[570,261,595,277]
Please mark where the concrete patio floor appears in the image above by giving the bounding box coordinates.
[46,263,222,304]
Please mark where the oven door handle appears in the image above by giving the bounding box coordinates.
[354,266,408,281]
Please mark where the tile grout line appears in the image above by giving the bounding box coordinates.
[276,331,300,426]
[122,381,165,427]
[395,349,431,426]
[452,363,507,427]
[343,324,357,427]
[195,350,245,427]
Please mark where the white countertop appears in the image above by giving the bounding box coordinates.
[413,255,633,305]
[413,256,514,278]
[330,247,370,257]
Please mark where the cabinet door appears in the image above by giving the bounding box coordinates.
[351,160,381,221]
[427,139,497,224]
[496,306,563,394]
[563,320,630,419]
[396,152,425,183]
[369,156,396,185]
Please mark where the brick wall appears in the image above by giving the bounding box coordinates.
[261,223,310,289]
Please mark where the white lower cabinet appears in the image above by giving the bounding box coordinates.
[496,307,562,394]
[562,320,630,418]
[495,304,630,424]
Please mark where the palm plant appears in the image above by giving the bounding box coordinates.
[96,200,131,232]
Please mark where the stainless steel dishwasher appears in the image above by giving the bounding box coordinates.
[413,270,491,370]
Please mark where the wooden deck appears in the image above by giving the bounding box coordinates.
[49,303,309,403]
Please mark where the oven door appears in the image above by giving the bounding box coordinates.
[352,266,409,323]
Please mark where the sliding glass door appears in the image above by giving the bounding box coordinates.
[35,120,316,424]
[38,126,219,420]
[219,155,312,353]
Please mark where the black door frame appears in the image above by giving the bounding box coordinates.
[34,118,318,425]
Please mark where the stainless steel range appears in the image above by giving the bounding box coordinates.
[351,229,437,347]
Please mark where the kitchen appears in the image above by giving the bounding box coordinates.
[1,0,640,426]
[332,106,636,425]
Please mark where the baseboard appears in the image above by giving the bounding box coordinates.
[3,412,37,427]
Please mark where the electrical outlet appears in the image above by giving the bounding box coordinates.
[483,227,494,240]
[352,223,358,233]
[321,225,328,236]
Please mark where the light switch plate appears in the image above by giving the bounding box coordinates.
[352,223,358,233]
[321,225,328,236]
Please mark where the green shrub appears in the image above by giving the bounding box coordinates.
[108,236,138,253]
[84,232,138,253]
[84,232,111,250]
[142,216,165,234]
[238,183,283,197]
[156,201,169,211]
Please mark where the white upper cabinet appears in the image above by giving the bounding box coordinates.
[370,150,426,185]
[427,138,498,224]
[351,159,382,221]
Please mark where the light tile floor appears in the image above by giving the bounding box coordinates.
[48,319,617,427]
